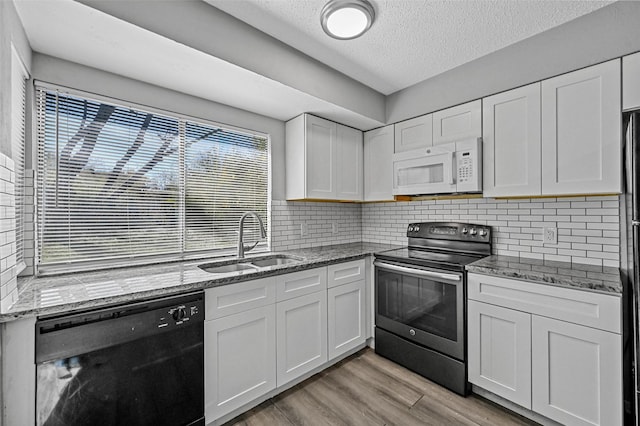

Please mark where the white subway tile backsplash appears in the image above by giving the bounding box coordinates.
[362,195,621,267]
[270,200,361,251]
[0,153,18,309]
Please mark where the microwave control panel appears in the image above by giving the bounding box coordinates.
[454,138,482,192]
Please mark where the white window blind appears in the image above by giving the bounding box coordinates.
[11,46,28,269]
[36,87,269,271]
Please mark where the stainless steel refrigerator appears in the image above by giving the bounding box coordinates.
[622,111,640,425]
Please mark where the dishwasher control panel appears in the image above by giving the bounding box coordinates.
[159,300,203,329]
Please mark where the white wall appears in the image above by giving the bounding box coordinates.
[0,0,32,158]
[0,2,31,421]
[32,53,289,201]
[386,1,640,123]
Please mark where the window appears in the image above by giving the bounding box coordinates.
[11,45,28,272]
[36,86,269,273]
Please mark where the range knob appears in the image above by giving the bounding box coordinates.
[172,306,186,321]
[479,229,487,237]
[461,227,468,235]
[470,228,477,236]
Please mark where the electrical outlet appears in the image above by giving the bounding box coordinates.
[331,222,338,234]
[300,222,308,237]
[543,227,557,245]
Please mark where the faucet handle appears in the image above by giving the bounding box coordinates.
[243,240,261,253]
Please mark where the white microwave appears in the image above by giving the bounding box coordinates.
[392,138,482,195]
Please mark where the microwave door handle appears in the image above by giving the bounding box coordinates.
[374,261,461,282]
[446,151,455,184]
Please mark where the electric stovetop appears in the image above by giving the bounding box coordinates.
[374,247,486,272]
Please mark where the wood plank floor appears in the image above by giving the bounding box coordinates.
[225,348,539,426]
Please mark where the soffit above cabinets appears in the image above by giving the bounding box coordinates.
[13,0,614,130]
[207,0,612,95]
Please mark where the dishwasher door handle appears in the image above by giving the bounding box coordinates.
[373,260,461,282]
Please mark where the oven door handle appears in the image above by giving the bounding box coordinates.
[374,261,461,282]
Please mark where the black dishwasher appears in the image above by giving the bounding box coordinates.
[35,292,205,426]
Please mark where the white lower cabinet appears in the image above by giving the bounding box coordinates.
[467,273,622,426]
[205,305,276,421]
[531,315,622,426]
[205,259,370,424]
[467,300,532,409]
[276,290,328,386]
[328,280,366,360]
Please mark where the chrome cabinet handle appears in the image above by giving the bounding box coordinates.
[373,261,461,282]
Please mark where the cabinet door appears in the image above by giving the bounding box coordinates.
[541,59,621,195]
[205,305,276,422]
[306,115,337,199]
[276,291,328,386]
[467,301,532,409]
[364,125,394,201]
[531,315,622,426]
[394,114,433,152]
[328,280,366,360]
[433,100,481,145]
[623,52,640,111]
[336,125,363,201]
[483,83,541,197]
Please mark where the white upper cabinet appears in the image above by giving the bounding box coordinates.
[364,125,394,201]
[286,114,363,201]
[623,52,640,111]
[541,59,621,195]
[336,125,363,200]
[394,114,433,152]
[483,83,542,197]
[432,100,482,145]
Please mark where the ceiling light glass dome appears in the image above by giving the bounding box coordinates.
[320,0,375,40]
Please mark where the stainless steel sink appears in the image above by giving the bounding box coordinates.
[248,255,303,267]
[198,254,305,274]
[198,263,259,274]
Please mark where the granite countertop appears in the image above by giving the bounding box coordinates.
[466,255,622,295]
[5,242,401,322]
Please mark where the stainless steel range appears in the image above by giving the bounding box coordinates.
[374,222,492,396]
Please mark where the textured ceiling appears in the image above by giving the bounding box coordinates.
[207,0,612,95]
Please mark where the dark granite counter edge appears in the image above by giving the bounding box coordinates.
[466,255,622,296]
[3,243,401,322]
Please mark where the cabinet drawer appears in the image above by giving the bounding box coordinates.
[327,259,365,288]
[468,273,621,334]
[205,277,276,320]
[276,267,327,301]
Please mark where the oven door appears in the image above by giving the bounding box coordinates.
[374,260,464,360]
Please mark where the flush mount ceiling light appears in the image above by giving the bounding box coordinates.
[320,0,375,40]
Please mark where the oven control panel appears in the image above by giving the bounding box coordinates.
[407,222,491,242]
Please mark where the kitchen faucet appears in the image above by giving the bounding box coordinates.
[237,211,267,258]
